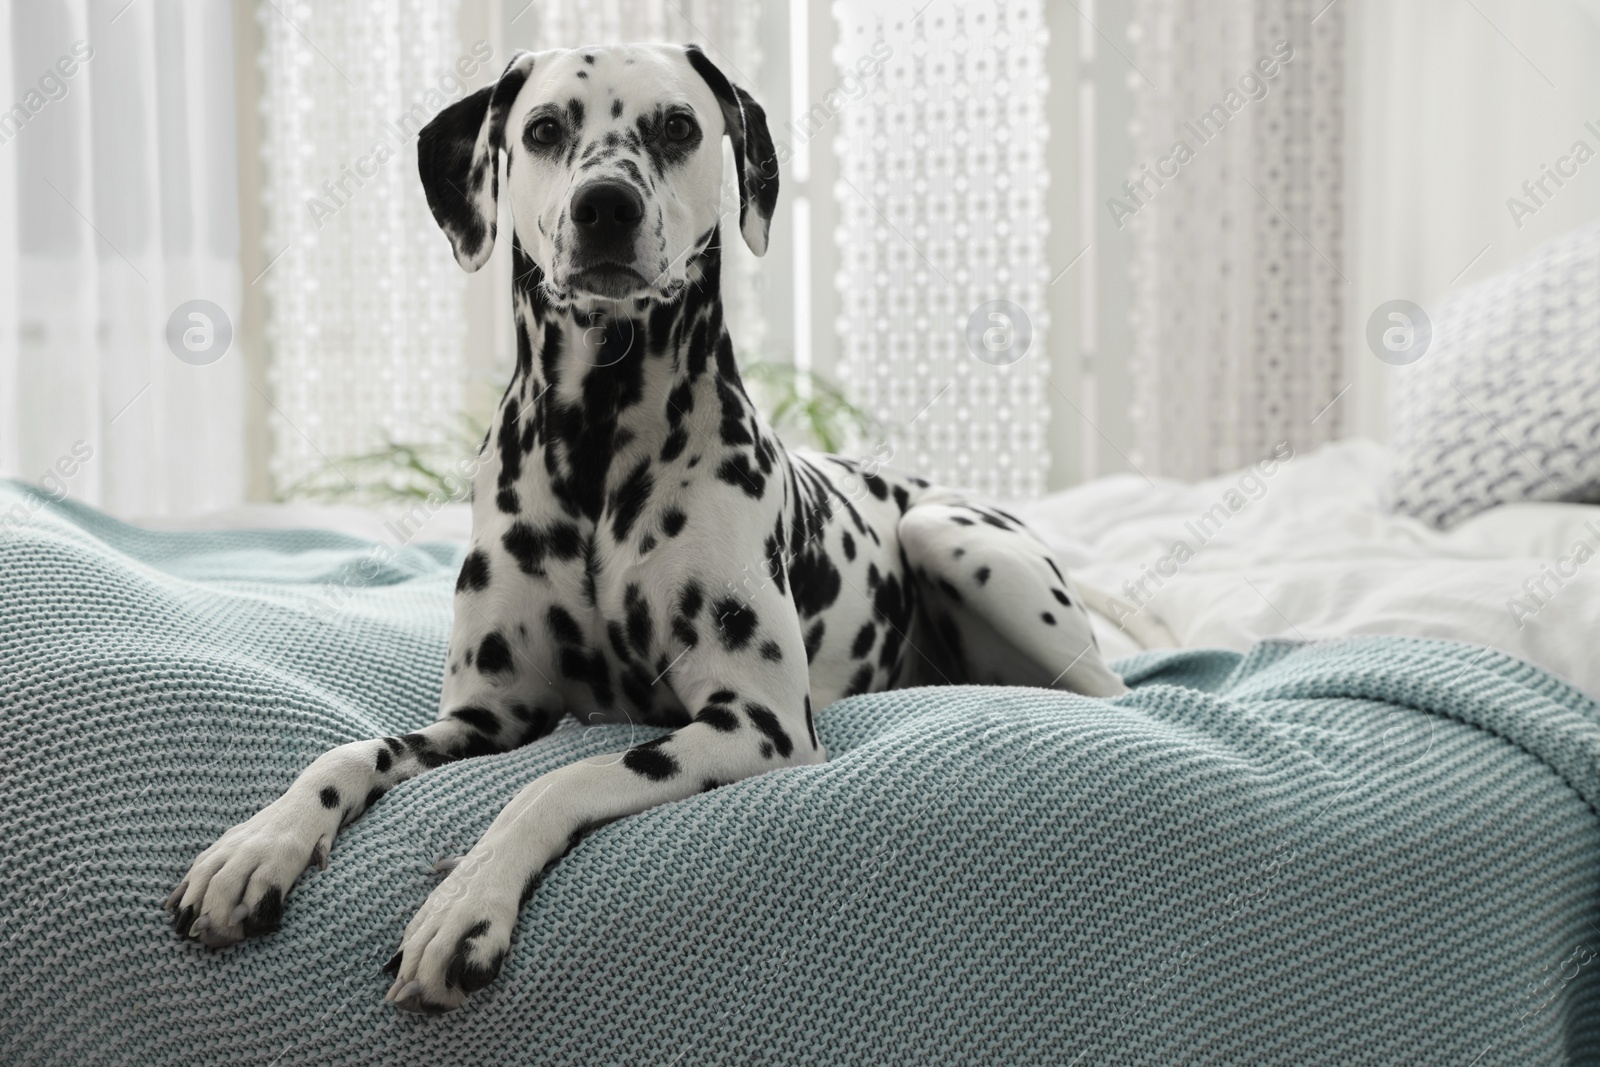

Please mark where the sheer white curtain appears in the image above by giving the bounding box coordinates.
[0,0,243,518]
[1128,0,1345,479]
[1346,0,1600,443]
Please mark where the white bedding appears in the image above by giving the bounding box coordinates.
[141,438,1600,701]
[1017,439,1600,701]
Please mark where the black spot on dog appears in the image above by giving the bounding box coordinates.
[623,736,679,780]
[243,885,284,938]
[611,98,623,118]
[607,619,632,663]
[609,457,654,542]
[745,703,793,758]
[790,548,841,618]
[717,453,765,498]
[1041,612,1057,625]
[715,379,753,447]
[639,533,658,554]
[662,507,687,537]
[375,747,392,773]
[708,689,737,703]
[625,584,654,656]
[502,520,582,575]
[712,597,757,649]
[452,706,501,737]
[951,516,974,526]
[1053,588,1071,606]
[445,923,506,995]
[696,704,739,732]
[666,379,694,423]
[841,531,856,561]
[384,736,406,756]
[680,581,704,618]
[975,567,991,586]
[660,427,688,462]
[456,550,491,593]
[496,486,520,513]
[583,533,602,604]
[364,786,386,810]
[862,473,888,500]
[700,778,722,793]
[561,647,615,707]
[759,640,783,662]
[892,485,910,513]
[804,620,825,662]
[477,632,513,675]
[850,622,876,659]
[672,616,698,647]
[401,732,450,769]
[547,604,584,645]
[318,786,340,810]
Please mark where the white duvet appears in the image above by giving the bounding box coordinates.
[143,438,1600,701]
[1016,439,1600,701]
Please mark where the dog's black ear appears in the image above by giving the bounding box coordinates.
[684,44,779,257]
[417,52,536,271]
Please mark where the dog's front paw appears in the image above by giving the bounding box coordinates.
[166,799,334,948]
[384,846,518,1014]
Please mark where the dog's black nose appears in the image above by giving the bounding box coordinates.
[571,181,644,247]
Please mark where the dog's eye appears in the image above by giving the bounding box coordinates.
[531,118,562,145]
[664,115,695,142]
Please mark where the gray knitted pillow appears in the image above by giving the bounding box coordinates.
[1387,222,1600,528]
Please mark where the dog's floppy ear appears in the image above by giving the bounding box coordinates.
[417,52,537,271]
[683,44,779,257]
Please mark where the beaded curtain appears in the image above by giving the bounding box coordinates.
[259,0,467,495]
[1127,0,1345,478]
[833,0,1052,501]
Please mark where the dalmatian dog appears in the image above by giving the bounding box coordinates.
[167,43,1127,1013]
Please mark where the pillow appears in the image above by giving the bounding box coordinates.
[1387,221,1600,528]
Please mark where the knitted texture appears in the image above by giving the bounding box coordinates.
[2,480,1599,1066]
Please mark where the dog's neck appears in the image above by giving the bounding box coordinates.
[498,230,766,524]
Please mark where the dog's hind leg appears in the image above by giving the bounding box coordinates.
[898,496,1128,698]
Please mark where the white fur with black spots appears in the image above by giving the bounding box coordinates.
[167,42,1126,1013]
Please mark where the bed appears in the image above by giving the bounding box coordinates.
[2,435,1599,1065]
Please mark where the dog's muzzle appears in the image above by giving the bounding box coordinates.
[568,179,649,298]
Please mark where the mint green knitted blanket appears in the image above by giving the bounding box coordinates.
[2,480,1598,1065]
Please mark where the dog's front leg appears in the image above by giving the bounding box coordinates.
[384,591,824,1013]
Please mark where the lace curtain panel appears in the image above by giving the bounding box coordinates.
[258,0,468,496]
[833,0,1052,501]
[1128,0,1345,479]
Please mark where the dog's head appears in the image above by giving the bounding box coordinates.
[418,43,777,304]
